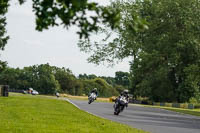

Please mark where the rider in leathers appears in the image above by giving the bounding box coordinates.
[116,89,129,108]
[89,88,98,99]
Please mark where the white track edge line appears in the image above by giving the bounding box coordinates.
[64,98,113,120]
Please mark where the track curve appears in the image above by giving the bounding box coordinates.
[69,99,200,133]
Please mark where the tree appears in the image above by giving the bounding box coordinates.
[0,0,121,46]
[78,73,97,80]
[0,0,9,50]
[79,0,200,102]
[0,0,148,66]
[0,67,32,90]
[0,60,7,73]
[81,77,118,97]
[78,73,88,79]
[128,0,200,102]
[78,0,148,65]
[99,76,115,86]
[115,71,130,88]
[25,64,60,94]
[53,67,77,95]
[31,0,123,39]
[0,67,18,88]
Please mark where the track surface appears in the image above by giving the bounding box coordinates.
[69,99,200,133]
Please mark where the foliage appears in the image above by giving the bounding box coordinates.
[128,0,200,102]
[0,60,7,73]
[0,0,146,68]
[99,76,115,86]
[0,63,125,97]
[0,64,61,94]
[53,67,77,94]
[114,84,126,94]
[79,73,97,80]
[79,0,200,103]
[10,0,122,39]
[115,71,130,88]
[79,71,130,95]
[30,0,121,39]
[189,97,198,104]
[78,0,148,65]
[81,78,119,97]
[0,0,9,50]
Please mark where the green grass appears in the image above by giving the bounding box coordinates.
[140,104,200,117]
[0,93,148,133]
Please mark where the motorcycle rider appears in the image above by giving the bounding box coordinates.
[89,88,98,99]
[56,92,60,98]
[116,89,129,107]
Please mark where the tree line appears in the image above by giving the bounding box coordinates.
[0,63,130,97]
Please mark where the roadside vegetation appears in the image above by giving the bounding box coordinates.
[0,63,129,97]
[0,93,148,133]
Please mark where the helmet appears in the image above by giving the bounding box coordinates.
[123,89,129,93]
[94,88,97,91]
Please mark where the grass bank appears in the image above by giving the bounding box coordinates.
[140,104,200,117]
[0,93,148,133]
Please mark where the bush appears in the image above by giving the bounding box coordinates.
[189,97,198,104]
[194,103,200,109]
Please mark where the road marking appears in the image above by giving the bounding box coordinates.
[63,98,114,120]
[64,98,81,109]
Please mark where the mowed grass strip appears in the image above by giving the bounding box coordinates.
[141,105,200,117]
[160,107,200,116]
[0,94,148,133]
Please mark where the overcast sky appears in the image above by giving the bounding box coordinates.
[1,0,131,77]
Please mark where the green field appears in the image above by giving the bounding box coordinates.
[0,93,148,133]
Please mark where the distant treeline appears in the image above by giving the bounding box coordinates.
[0,63,130,97]
[1,61,200,103]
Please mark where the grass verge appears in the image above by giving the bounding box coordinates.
[0,93,148,133]
[139,104,200,117]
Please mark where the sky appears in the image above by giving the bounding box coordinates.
[0,0,131,77]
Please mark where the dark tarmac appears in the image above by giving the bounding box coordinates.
[69,99,200,133]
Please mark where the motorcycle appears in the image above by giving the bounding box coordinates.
[88,93,97,104]
[113,96,128,115]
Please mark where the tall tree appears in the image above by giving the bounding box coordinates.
[0,0,121,49]
[129,0,200,102]
[0,0,9,50]
[79,0,200,102]
[115,71,130,88]
[0,0,147,65]
[53,67,77,94]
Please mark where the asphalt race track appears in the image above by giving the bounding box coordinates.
[69,99,200,133]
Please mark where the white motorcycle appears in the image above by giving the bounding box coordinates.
[88,93,97,104]
[114,96,128,115]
